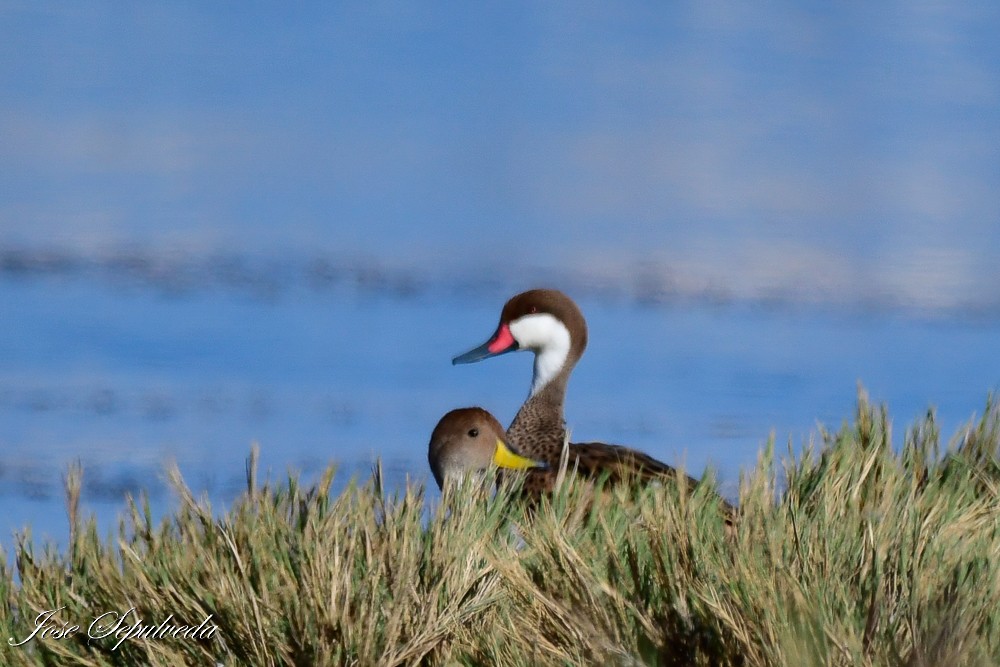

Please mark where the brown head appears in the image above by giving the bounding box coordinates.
[427,407,546,490]
[452,289,588,397]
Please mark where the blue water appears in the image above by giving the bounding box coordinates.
[2,259,998,550]
[3,2,999,554]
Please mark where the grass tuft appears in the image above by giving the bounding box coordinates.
[2,392,999,666]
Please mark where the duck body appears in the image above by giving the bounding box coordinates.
[453,289,585,463]
[453,288,704,495]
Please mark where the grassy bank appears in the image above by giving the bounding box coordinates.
[2,393,999,666]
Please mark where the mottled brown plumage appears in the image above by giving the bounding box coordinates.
[516,441,707,497]
[565,441,703,488]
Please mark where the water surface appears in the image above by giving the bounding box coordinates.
[2,259,997,548]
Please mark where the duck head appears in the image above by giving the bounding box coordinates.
[452,288,588,396]
[428,407,546,490]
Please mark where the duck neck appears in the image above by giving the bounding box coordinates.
[529,334,575,397]
[507,363,573,463]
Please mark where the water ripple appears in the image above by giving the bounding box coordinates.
[2,243,999,319]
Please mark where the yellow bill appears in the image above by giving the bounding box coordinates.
[492,439,547,470]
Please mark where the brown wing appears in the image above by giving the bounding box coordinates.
[501,441,735,521]
[568,441,701,488]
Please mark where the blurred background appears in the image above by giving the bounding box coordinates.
[2,2,998,545]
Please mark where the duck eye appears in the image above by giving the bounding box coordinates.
[467,428,479,438]
[529,306,538,314]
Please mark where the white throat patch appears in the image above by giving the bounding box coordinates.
[508,313,572,396]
